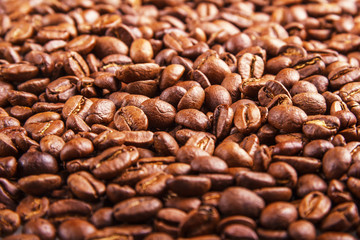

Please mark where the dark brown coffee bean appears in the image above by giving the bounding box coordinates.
[0,133,18,157]
[93,36,128,59]
[323,147,351,179]
[66,35,96,55]
[267,162,297,188]
[288,220,316,240]
[214,141,253,168]
[0,156,17,179]
[90,207,114,229]
[90,145,139,180]
[166,175,211,197]
[136,172,172,196]
[18,150,58,176]
[218,187,265,218]
[234,102,261,135]
[114,106,148,131]
[298,191,331,223]
[48,199,92,223]
[116,63,161,84]
[0,209,20,237]
[85,99,116,125]
[321,202,359,232]
[18,174,62,196]
[141,99,176,130]
[235,171,275,190]
[175,109,210,131]
[268,105,307,133]
[302,115,340,139]
[62,95,93,120]
[238,53,264,80]
[177,85,205,110]
[60,137,94,162]
[23,218,56,240]
[58,219,96,240]
[153,131,179,156]
[296,174,327,198]
[204,85,232,112]
[293,92,327,115]
[113,196,162,223]
[16,195,49,221]
[67,171,105,201]
[303,139,334,159]
[179,205,220,238]
[260,201,297,230]
[272,155,321,174]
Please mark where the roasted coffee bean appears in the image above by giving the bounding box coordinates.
[16,195,49,221]
[166,175,211,197]
[268,105,307,133]
[302,115,340,139]
[179,205,220,238]
[233,102,261,135]
[153,132,179,156]
[218,187,265,218]
[204,85,232,112]
[214,141,253,168]
[113,196,162,223]
[23,218,56,240]
[67,171,106,201]
[141,99,176,130]
[322,147,351,179]
[0,157,17,178]
[18,150,58,176]
[288,220,316,240]
[321,202,359,232]
[238,53,264,80]
[298,191,331,223]
[58,219,96,240]
[260,201,297,230]
[89,145,139,180]
[175,109,210,131]
[85,99,116,125]
[18,174,62,196]
[60,137,94,162]
[0,209,20,237]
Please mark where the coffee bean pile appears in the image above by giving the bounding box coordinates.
[0,0,360,239]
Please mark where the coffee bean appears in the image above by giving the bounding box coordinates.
[113,196,162,223]
[218,187,265,218]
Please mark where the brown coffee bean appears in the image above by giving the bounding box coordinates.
[298,191,331,223]
[90,146,139,180]
[260,201,297,229]
[67,171,106,201]
[175,109,210,131]
[18,150,58,176]
[16,196,49,221]
[24,112,65,141]
[113,196,162,223]
[214,141,253,168]
[85,99,116,125]
[0,209,20,237]
[114,105,148,131]
[288,220,316,240]
[204,85,232,112]
[179,205,220,238]
[218,187,265,218]
[58,219,96,240]
[23,218,56,240]
[60,137,94,162]
[323,147,351,179]
[268,105,307,133]
[141,99,176,130]
[153,131,179,156]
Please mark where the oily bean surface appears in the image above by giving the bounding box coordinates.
[1,0,360,239]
